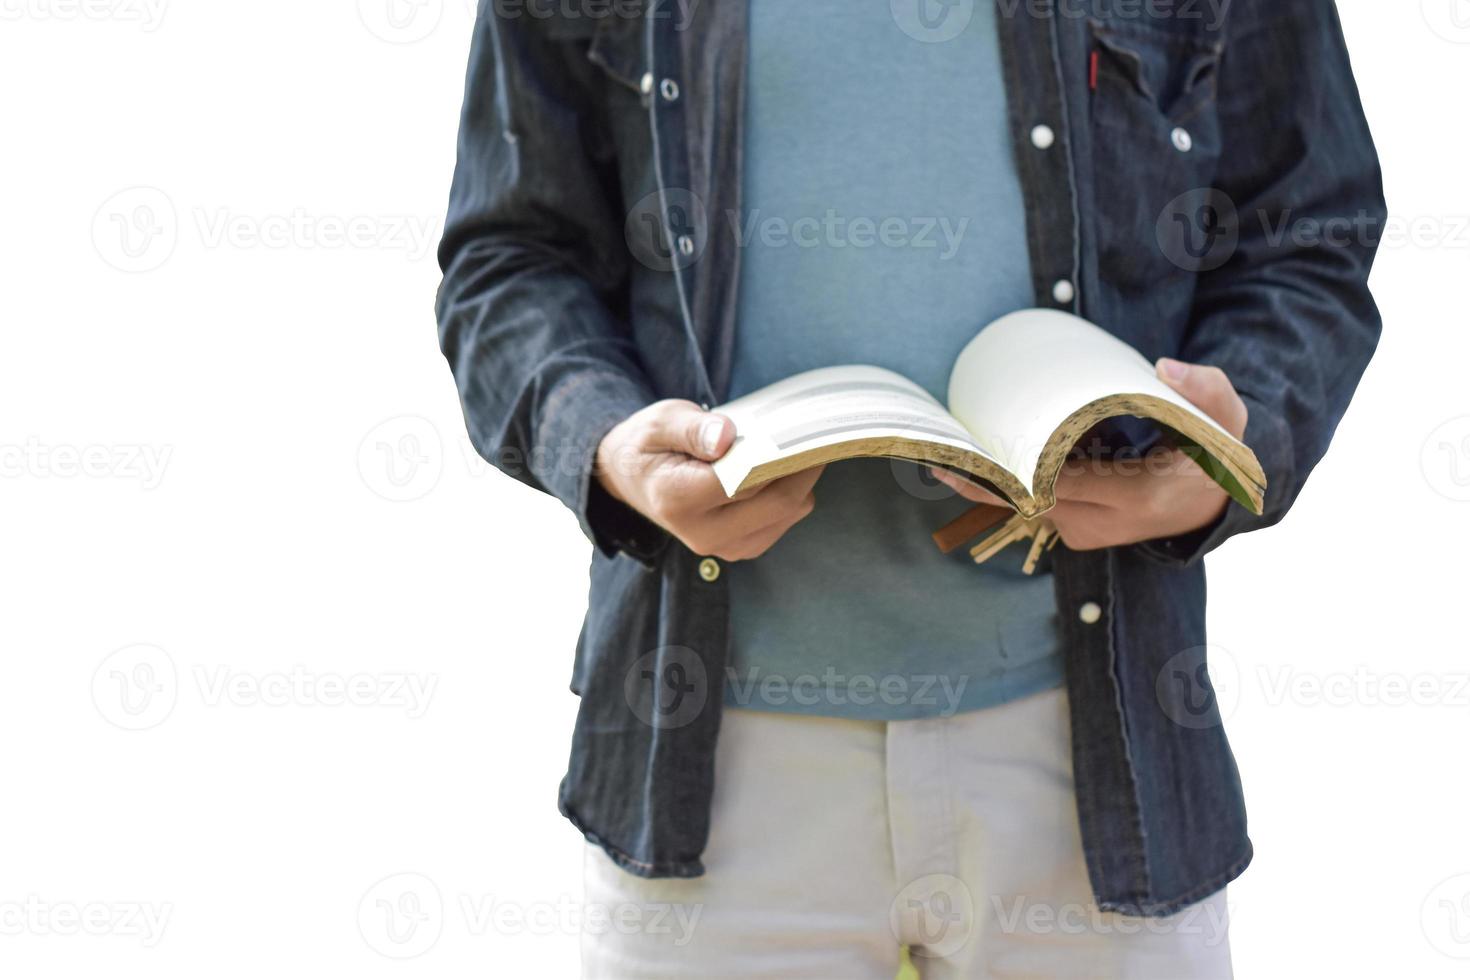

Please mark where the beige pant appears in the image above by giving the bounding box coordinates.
[581,685,1233,979]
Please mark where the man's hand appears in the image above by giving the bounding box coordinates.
[595,400,822,561]
[930,358,1248,551]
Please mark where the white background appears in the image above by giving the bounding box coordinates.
[2,0,1468,976]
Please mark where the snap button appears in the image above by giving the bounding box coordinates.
[1030,124,1056,150]
[659,78,680,102]
[639,72,654,96]
[677,234,696,257]
[1078,601,1103,625]
[1052,279,1076,305]
[698,558,721,583]
[1171,127,1193,153]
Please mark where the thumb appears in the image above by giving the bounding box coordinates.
[1155,358,1248,439]
[646,399,736,461]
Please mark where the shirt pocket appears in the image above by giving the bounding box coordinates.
[1088,18,1226,294]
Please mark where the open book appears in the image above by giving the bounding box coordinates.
[711,309,1266,521]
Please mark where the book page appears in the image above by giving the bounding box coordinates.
[711,366,998,496]
[946,309,1239,495]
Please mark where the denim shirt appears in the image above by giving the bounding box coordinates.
[436,0,1384,917]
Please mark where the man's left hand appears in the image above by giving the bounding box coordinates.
[930,358,1248,551]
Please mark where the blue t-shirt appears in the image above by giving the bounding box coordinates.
[723,0,1063,720]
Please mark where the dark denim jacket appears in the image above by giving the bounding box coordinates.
[436,0,1383,916]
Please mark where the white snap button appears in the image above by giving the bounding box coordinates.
[659,78,679,102]
[677,235,696,257]
[1052,279,1076,305]
[639,72,654,96]
[1030,124,1056,150]
[698,558,721,582]
[1171,127,1193,153]
[1078,601,1102,625]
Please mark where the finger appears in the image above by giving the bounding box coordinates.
[728,464,826,504]
[1046,499,1123,552]
[712,492,817,561]
[643,400,736,461]
[925,466,1010,507]
[711,467,822,533]
[1155,359,1248,439]
[661,461,822,527]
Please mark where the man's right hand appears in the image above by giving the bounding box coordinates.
[594,399,822,562]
